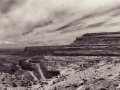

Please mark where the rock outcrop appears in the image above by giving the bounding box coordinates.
[71,32,120,45]
[18,58,60,81]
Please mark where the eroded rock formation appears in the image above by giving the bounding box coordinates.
[53,32,120,56]
[71,32,120,45]
[18,58,60,81]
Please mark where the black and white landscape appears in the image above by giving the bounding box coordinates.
[0,0,120,90]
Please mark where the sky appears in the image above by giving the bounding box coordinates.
[0,0,120,48]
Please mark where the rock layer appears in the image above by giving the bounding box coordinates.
[71,32,120,45]
[24,32,120,56]
[24,46,65,56]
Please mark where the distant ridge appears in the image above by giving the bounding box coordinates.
[24,45,66,56]
[24,32,120,56]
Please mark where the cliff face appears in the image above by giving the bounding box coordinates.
[24,32,120,56]
[24,46,66,56]
[71,32,120,46]
[54,32,120,56]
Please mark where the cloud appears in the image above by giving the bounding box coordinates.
[0,0,120,47]
[0,0,15,13]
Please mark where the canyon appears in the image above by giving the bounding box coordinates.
[1,32,120,90]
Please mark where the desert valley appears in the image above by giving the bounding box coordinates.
[0,32,120,90]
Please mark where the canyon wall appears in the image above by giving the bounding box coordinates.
[24,46,66,56]
[71,32,120,46]
[24,32,120,56]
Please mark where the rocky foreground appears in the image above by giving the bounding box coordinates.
[0,56,120,90]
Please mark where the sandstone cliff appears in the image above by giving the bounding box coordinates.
[24,32,120,56]
[71,32,120,46]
